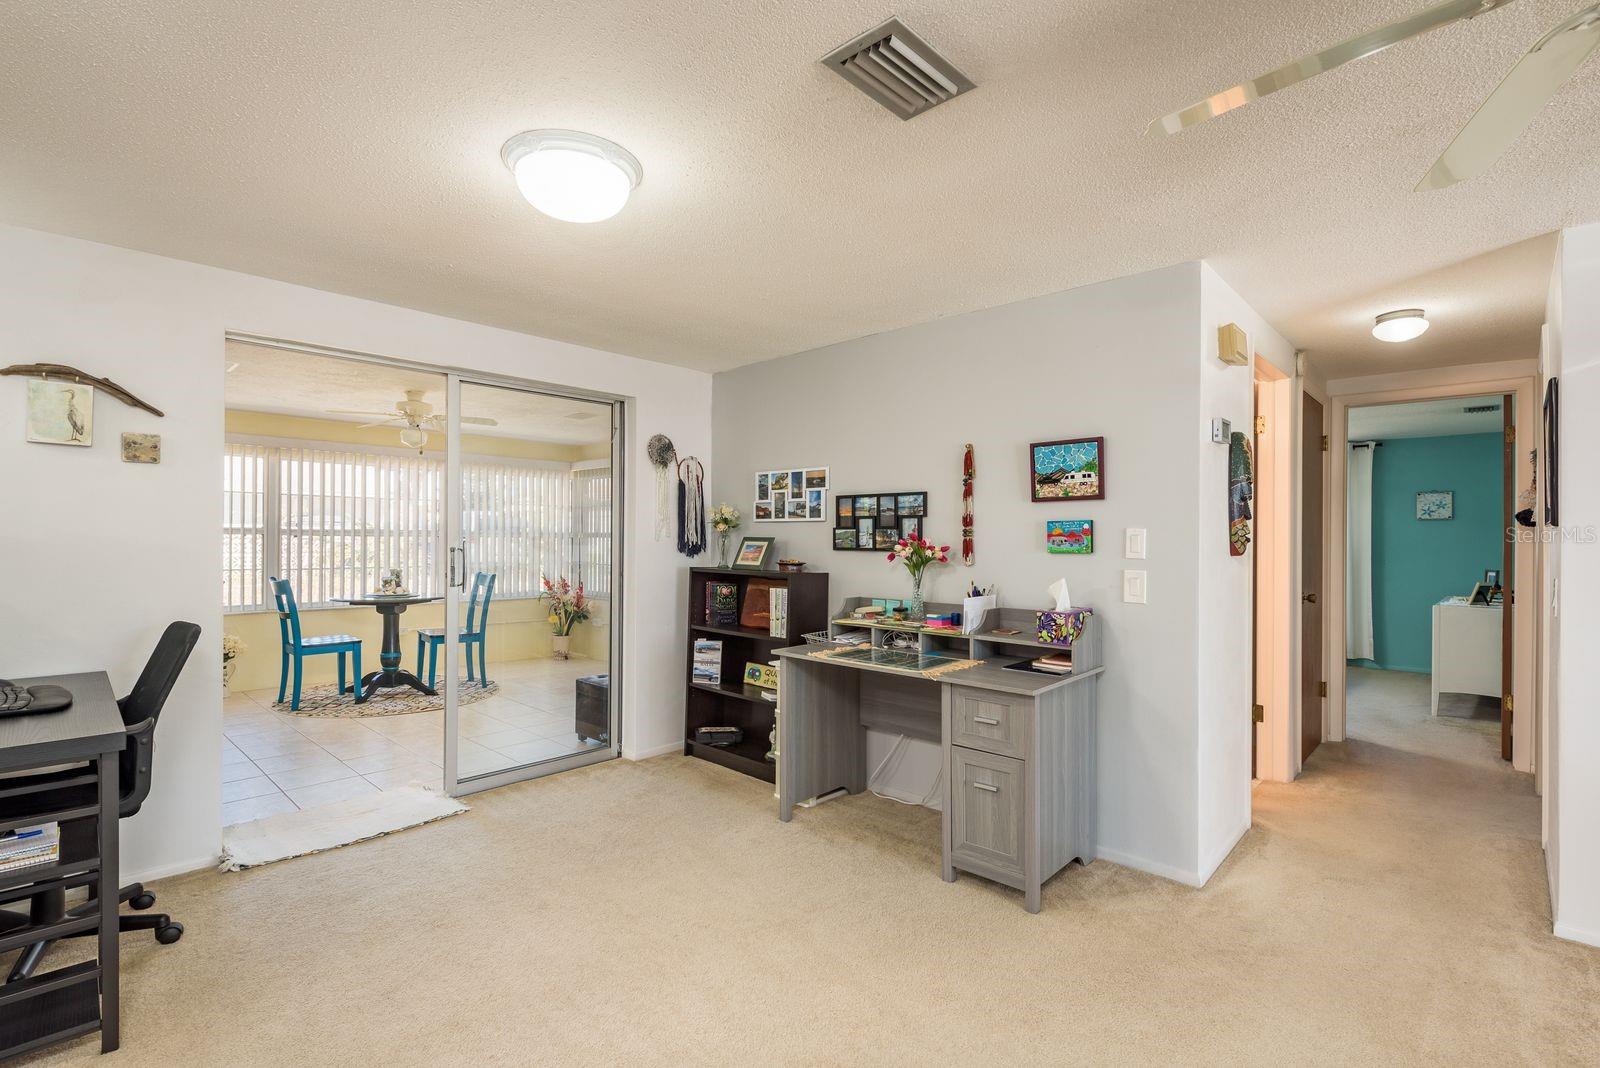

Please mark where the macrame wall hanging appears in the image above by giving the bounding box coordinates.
[677,456,707,557]
[961,443,975,566]
[647,434,677,541]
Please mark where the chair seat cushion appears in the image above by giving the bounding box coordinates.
[300,634,360,647]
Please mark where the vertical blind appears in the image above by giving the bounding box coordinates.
[223,441,612,612]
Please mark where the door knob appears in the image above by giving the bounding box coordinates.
[1303,592,1318,604]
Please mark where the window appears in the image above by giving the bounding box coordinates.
[223,440,610,612]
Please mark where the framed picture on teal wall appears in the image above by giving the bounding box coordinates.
[1416,490,1453,520]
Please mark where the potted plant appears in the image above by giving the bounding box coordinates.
[886,536,949,621]
[539,576,590,660]
[710,503,741,568]
[222,634,246,691]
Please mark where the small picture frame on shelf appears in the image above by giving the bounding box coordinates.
[1484,568,1501,588]
[732,536,776,570]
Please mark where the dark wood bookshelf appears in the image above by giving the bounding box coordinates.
[684,566,828,783]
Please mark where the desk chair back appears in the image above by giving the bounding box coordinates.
[118,620,200,816]
[466,571,497,636]
[270,578,304,649]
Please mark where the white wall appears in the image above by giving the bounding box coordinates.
[1546,223,1600,946]
[0,225,711,882]
[1197,265,1296,874]
[712,261,1286,884]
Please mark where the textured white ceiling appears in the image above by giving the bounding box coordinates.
[2,2,1594,373]
[1347,394,1506,439]
[224,341,611,443]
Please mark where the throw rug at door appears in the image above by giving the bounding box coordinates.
[276,679,499,718]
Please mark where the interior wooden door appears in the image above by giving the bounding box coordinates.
[1301,394,1324,764]
[1501,393,1514,761]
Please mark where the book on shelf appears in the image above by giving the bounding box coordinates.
[706,582,739,626]
[0,823,60,873]
[1030,653,1074,675]
[768,586,788,638]
[692,638,724,686]
[741,578,779,630]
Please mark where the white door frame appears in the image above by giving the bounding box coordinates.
[1254,358,1298,783]
[1326,369,1539,770]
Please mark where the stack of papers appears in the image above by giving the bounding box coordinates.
[0,823,60,874]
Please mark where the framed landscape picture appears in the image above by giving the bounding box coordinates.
[1030,437,1104,501]
[753,466,828,521]
[834,489,929,550]
[1046,519,1094,554]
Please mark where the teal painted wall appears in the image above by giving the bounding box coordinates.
[1362,433,1503,673]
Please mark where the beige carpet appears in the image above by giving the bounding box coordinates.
[19,668,1599,1065]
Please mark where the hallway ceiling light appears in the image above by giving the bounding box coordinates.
[1372,308,1429,343]
[500,130,642,223]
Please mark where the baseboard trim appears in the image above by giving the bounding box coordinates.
[126,852,220,886]
[1093,845,1204,888]
[1554,919,1600,949]
[625,740,685,761]
[1197,818,1253,887]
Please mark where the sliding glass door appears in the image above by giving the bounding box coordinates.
[441,375,621,795]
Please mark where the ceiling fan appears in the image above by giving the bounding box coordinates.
[325,390,498,452]
[1150,0,1600,190]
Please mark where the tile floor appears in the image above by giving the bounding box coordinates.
[221,655,607,825]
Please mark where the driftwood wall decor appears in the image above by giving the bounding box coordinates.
[1,363,165,417]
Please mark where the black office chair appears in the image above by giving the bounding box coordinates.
[3,621,200,983]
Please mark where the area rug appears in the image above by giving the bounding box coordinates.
[219,785,468,870]
[274,678,498,718]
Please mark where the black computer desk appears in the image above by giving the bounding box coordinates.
[0,672,125,1056]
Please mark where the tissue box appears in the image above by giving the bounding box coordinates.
[1035,609,1092,647]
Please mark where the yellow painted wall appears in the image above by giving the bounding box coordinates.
[223,409,612,693]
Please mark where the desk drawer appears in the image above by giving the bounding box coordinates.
[950,747,1024,875]
[949,687,1029,758]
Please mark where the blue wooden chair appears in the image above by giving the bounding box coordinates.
[270,578,363,711]
[416,571,496,689]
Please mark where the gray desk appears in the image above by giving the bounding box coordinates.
[773,607,1102,913]
[0,672,124,1056]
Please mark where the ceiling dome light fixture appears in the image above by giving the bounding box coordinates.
[500,129,642,223]
[1372,308,1430,343]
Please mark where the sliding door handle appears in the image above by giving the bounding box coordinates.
[1302,592,1318,604]
[448,546,466,588]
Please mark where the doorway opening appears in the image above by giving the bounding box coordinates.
[1340,393,1517,758]
[220,337,621,829]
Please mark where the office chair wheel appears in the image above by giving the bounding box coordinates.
[155,922,184,945]
[131,892,156,911]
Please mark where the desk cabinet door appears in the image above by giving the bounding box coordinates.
[950,746,1024,875]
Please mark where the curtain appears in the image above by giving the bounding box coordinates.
[1346,443,1376,662]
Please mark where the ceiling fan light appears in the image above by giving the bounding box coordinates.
[501,130,642,223]
[399,425,428,451]
[1372,309,1429,343]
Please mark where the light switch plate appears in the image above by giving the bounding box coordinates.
[1124,528,1147,559]
[1123,570,1148,604]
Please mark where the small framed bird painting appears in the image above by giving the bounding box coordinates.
[26,379,94,446]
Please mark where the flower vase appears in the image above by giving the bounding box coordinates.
[553,635,572,660]
[717,530,733,569]
[908,570,926,621]
[222,659,237,692]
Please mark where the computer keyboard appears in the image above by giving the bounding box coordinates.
[0,685,33,713]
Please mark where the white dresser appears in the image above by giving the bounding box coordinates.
[1430,597,1502,715]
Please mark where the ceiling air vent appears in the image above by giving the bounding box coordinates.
[821,17,974,120]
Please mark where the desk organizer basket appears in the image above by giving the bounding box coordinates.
[1035,608,1093,647]
[802,630,832,645]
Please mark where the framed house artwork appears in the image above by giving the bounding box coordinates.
[1046,519,1093,554]
[754,467,828,521]
[1030,437,1103,501]
[1416,490,1453,520]
[26,379,94,446]
[834,490,929,550]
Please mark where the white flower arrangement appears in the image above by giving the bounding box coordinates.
[222,634,246,663]
[709,503,741,533]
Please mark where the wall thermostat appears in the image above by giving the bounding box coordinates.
[1211,417,1230,444]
